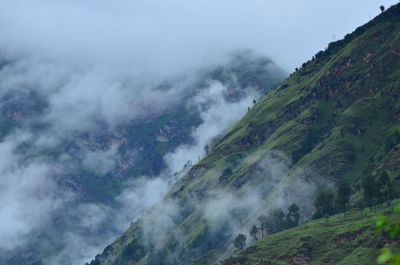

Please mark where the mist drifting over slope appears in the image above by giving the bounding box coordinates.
[0,0,398,264]
[0,54,277,264]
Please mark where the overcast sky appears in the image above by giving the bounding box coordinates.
[0,0,398,73]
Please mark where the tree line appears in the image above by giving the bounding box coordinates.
[313,171,394,220]
[233,203,300,250]
[233,170,395,251]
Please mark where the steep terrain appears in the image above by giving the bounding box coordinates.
[0,52,286,265]
[90,4,400,265]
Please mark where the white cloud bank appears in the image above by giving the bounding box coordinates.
[0,0,397,71]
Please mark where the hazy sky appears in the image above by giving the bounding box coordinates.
[0,0,398,72]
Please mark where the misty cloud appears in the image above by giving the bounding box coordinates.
[122,151,323,264]
[0,0,397,71]
[201,151,319,231]
[39,177,172,265]
[83,145,120,176]
[0,50,272,264]
[0,135,68,251]
[117,177,172,223]
[165,81,259,173]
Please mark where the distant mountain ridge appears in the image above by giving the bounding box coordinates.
[0,51,286,264]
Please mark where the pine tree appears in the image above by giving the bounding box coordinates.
[313,189,335,219]
[335,180,351,217]
[250,225,259,241]
[362,175,378,211]
[286,203,300,228]
[378,171,392,205]
[204,144,210,155]
[233,234,247,250]
[257,215,267,238]
[270,209,285,233]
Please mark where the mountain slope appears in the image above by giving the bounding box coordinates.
[90,4,400,265]
[223,203,400,265]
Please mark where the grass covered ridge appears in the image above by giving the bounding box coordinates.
[223,202,400,265]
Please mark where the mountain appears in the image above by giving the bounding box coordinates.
[89,4,400,265]
[0,51,286,265]
[0,51,285,203]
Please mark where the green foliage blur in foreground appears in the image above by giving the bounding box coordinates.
[376,205,400,264]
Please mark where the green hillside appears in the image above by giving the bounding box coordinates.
[89,4,400,265]
[223,203,400,265]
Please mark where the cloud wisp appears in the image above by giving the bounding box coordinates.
[110,151,323,265]
[0,51,268,264]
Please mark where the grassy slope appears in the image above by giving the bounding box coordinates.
[91,4,400,265]
[206,4,400,184]
[223,203,400,265]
